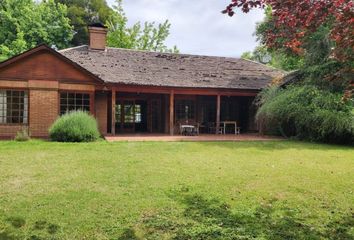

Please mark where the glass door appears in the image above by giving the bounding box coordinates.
[122,100,135,132]
[149,99,162,133]
[115,100,146,133]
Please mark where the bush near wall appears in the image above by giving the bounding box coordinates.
[256,85,354,145]
[49,111,100,142]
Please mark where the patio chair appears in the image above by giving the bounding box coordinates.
[192,122,200,135]
[208,122,224,134]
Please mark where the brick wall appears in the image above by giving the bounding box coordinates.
[29,89,59,137]
[95,92,107,135]
[0,125,25,139]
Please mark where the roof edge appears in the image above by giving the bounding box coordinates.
[240,58,287,74]
[59,45,88,53]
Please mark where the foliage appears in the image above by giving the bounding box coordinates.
[0,140,353,238]
[55,0,113,46]
[49,111,100,142]
[14,127,30,141]
[223,0,354,62]
[0,0,178,59]
[238,3,353,144]
[106,0,178,53]
[0,0,73,60]
[256,85,354,144]
[241,45,303,71]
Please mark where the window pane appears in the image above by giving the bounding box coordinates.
[75,96,83,106]
[135,105,141,123]
[60,92,91,115]
[61,98,67,105]
[115,104,121,123]
[124,104,134,123]
[68,97,74,105]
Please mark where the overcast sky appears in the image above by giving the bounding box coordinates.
[106,0,265,57]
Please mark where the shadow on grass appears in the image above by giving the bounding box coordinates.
[0,217,60,240]
[118,191,354,240]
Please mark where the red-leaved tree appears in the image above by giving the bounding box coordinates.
[223,0,354,62]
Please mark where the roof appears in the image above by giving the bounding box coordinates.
[60,45,285,90]
[280,70,304,88]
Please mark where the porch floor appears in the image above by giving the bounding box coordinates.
[105,133,283,142]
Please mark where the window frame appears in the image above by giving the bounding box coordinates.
[59,91,92,115]
[0,89,29,125]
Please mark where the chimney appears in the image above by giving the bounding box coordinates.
[88,23,108,51]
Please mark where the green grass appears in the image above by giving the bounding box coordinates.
[0,140,353,239]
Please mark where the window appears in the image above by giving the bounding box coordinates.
[115,104,122,123]
[175,99,195,121]
[115,102,142,124]
[124,103,135,123]
[0,90,28,124]
[60,92,90,115]
[135,104,142,123]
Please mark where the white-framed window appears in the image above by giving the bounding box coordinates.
[0,90,28,124]
[60,92,90,115]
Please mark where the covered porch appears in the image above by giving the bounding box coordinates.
[104,86,259,136]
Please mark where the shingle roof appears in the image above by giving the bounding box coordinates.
[60,45,284,90]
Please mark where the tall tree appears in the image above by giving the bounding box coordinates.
[0,0,73,60]
[55,0,113,46]
[106,0,178,53]
[223,0,354,62]
[230,1,354,144]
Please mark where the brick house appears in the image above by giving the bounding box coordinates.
[0,24,283,138]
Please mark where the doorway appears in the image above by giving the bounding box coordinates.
[114,95,164,134]
[115,100,147,133]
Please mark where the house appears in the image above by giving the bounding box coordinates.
[0,24,284,138]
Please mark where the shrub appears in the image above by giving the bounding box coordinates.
[14,127,30,141]
[49,111,100,142]
[256,85,354,144]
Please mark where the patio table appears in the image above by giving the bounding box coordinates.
[221,121,240,135]
[180,125,196,136]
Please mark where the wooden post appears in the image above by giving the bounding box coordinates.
[111,90,116,135]
[90,92,95,116]
[216,94,221,134]
[169,90,174,135]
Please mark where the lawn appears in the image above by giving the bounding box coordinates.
[0,140,353,239]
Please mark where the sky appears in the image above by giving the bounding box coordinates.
[106,0,265,57]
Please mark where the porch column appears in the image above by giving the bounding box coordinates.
[90,92,95,116]
[169,90,174,135]
[111,90,116,135]
[216,94,221,134]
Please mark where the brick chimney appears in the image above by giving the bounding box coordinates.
[88,23,108,51]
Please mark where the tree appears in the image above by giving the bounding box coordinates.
[106,0,178,53]
[0,0,73,59]
[223,0,354,62]
[230,1,354,144]
[55,0,113,46]
[241,7,304,71]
